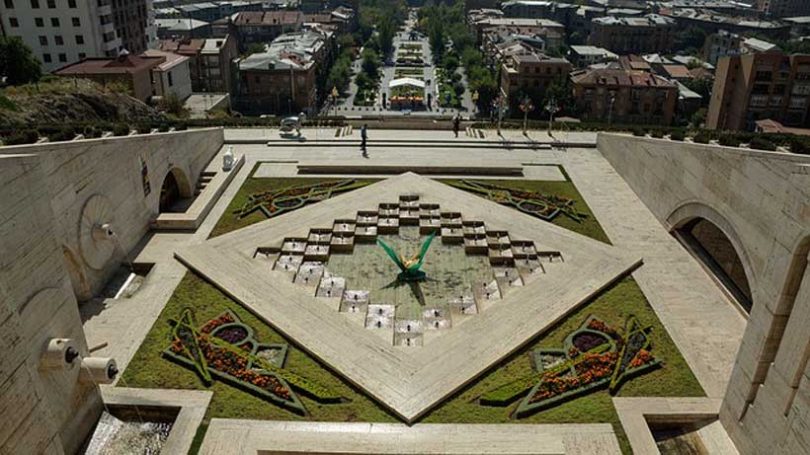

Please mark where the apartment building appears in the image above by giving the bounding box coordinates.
[757,0,810,18]
[571,67,679,125]
[707,52,810,131]
[663,8,791,41]
[588,14,676,55]
[232,10,304,48]
[111,0,149,54]
[159,33,238,93]
[0,0,123,72]
[499,42,572,108]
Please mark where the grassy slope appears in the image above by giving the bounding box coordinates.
[122,172,703,454]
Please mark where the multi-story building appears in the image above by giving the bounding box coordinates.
[500,1,578,30]
[53,51,165,101]
[499,42,572,108]
[757,0,810,18]
[703,30,779,66]
[568,45,618,67]
[159,33,238,93]
[0,0,123,72]
[481,24,563,62]
[588,14,676,55]
[570,67,679,125]
[143,48,192,101]
[303,6,356,35]
[236,29,331,114]
[662,8,791,41]
[707,52,810,131]
[232,10,304,48]
[110,0,150,55]
[155,17,212,40]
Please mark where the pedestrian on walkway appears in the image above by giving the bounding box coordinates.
[452,114,460,138]
[361,124,368,157]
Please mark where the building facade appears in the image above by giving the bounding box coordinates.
[159,34,239,94]
[571,68,679,125]
[757,0,810,18]
[500,44,572,108]
[0,0,123,72]
[143,48,192,101]
[707,52,810,131]
[588,14,676,55]
[110,0,150,54]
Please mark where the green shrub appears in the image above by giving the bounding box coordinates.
[137,125,151,134]
[749,136,777,151]
[650,129,664,138]
[632,127,646,137]
[158,124,170,133]
[669,130,685,141]
[718,134,741,147]
[692,132,710,144]
[48,127,76,142]
[112,123,130,136]
[175,123,188,131]
[790,139,810,155]
[2,129,39,145]
[83,126,100,138]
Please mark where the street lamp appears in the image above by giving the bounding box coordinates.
[520,95,535,136]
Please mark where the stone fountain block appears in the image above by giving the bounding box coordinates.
[365,304,394,329]
[538,251,564,263]
[462,221,486,237]
[356,211,379,226]
[511,240,537,258]
[399,195,420,209]
[340,290,370,313]
[308,229,332,245]
[399,208,420,225]
[304,244,330,261]
[355,225,378,242]
[316,275,346,298]
[378,203,399,217]
[488,245,515,266]
[394,320,424,347]
[516,256,545,278]
[423,308,452,330]
[281,238,307,254]
[494,266,524,293]
[473,279,502,306]
[440,212,463,227]
[440,227,464,243]
[486,230,511,246]
[448,294,478,315]
[332,219,356,235]
[464,235,488,254]
[274,254,303,275]
[418,217,441,234]
[377,216,399,234]
[418,203,440,218]
[295,261,324,288]
[330,233,355,253]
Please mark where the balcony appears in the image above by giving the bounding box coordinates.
[97,4,112,15]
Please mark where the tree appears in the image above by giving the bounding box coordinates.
[0,37,42,85]
[674,27,707,54]
[377,17,395,59]
[245,43,266,55]
[361,48,380,79]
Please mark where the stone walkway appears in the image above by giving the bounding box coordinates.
[561,148,746,398]
[199,420,621,455]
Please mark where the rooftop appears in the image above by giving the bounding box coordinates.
[592,14,675,27]
[571,68,677,88]
[233,10,304,26]
[142,49,190,72]
[54,53,165,75]
[155,18,210,31]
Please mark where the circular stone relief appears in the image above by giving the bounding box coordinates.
[79,194,116,270]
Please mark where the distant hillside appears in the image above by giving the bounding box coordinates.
[0,78,165,129]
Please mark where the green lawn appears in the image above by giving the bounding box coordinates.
[122,172,703,454]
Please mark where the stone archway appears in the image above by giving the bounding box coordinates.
[159,167,193,213]
[668,202,756,313]
[62,245,92,302]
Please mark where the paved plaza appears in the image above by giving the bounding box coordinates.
[76,128,749,453]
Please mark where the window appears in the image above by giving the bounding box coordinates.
[50,17,59,26]
[75,34,83,44]
[55,35,63,45]
[168,71,173,87]
[4,0,13,8]
[35,17,43,26]
[30,0,38,8]
[38,35,47,45]
[9,17,18,27]
[46,0,54,7]
[68,0,76,6]
[43,53,51,62]
[72,17,79,26]
[58,53,66,62]
[78,52,86,59]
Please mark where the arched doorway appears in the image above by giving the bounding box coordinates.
[159,167,192,213]
[675,217,753,313]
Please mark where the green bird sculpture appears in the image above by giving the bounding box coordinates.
[377,232,436,282]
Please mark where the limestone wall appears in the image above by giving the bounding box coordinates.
[0,128,224,300]
[0,154,100,454]
[597,133,810,455]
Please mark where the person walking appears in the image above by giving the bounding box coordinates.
[452,114,460,138]
[361,124,368,157]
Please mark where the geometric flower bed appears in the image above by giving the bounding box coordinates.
[234,179,371,220]
[446,179,587,223]
[163,309,345,416]
[479,314,661,418]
